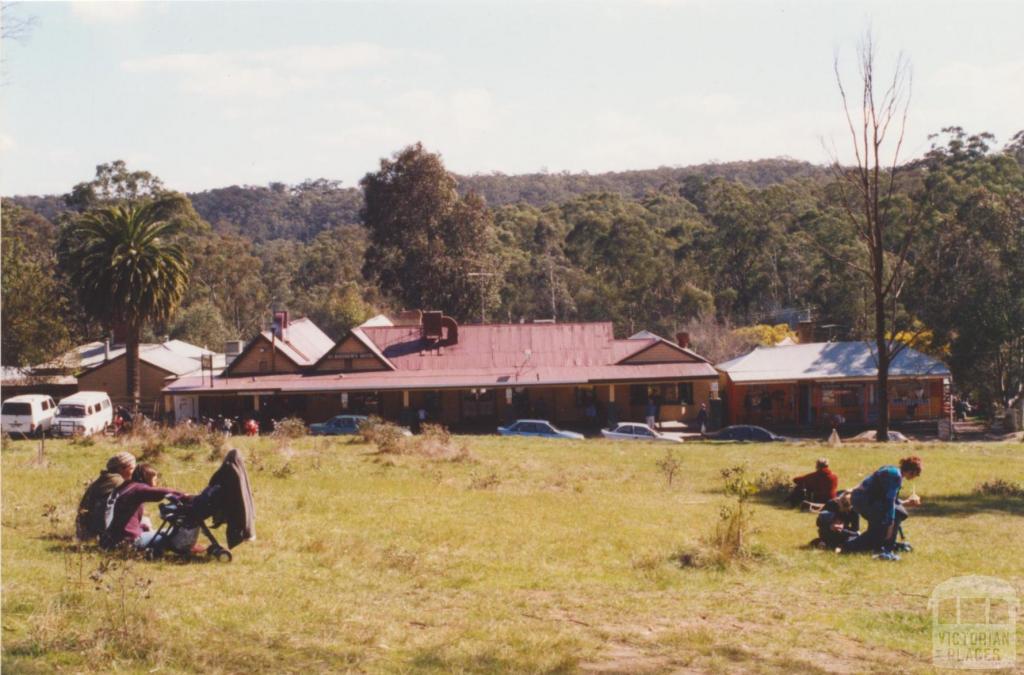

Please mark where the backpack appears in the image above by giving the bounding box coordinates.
[103,484,125,531]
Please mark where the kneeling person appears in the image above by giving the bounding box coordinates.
[815,491,860,549]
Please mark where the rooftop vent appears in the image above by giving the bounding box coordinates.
[423,311,444,340]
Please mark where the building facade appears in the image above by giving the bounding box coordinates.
[717,342,951,429]
[164,311,719,430]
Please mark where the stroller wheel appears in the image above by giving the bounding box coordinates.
[207,545,232,563]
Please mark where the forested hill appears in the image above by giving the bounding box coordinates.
[8,158,827,242]
[458,158,828,207]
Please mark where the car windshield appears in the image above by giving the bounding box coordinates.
[2,402,32,415]
[56,404,86,418]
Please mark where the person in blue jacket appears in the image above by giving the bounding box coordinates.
[841,456,922,554]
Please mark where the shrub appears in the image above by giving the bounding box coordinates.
[678,465,761,569]
[408,424,473,461]
[469,471,501,490]
[166,423,210,448]
[656,448,682,487]
[359,417,408,455]
[754,467,791,501]
[137,438,166,463]
[273,417,308,440]
[70,434,96,447]
[273,462,295,479]
[206,433,227,462]
[975,479,1024,498]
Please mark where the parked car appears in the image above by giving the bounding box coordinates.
[1,394,57,438]
[497,419,585,440]
[703,425,793,442]
[601,422,681,443]
[309,414,369,436]
[52,391,113,437]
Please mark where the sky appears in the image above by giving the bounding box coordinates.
[2,1,1022,196]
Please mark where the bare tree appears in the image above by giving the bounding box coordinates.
[829,32,927,441]
[1,2,37,83]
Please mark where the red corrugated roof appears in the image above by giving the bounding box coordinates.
[165,322,717,394]
[359,322,648,371]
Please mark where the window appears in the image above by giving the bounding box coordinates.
[2,402,31,415]
[637,426,654,437]
[630,385,649,404]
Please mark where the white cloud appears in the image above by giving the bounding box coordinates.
[70,2,145,25]
[122,44,440,98]
[0,133,14,152]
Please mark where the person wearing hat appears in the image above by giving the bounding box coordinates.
[76,452,137,540]
[788,457,839,507]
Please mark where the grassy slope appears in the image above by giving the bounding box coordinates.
[2,435,1022,674]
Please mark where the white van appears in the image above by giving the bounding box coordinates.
[1,394,57,438]
[53,391,113,437]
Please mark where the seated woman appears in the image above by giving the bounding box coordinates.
[841,456,922,555]
[789,458,839,506]
[131,463,160,538]
[76,452,135,540]
[99,463,186,550]
[814,491,860,549]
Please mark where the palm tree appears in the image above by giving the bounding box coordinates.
[59,198,191,413]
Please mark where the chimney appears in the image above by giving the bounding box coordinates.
[797,320,816,344]
[675,331,690,349]
[104,339,111,361]
[272,310,289,339]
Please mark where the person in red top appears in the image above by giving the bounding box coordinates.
[99,464,185,550]
[788,457,839,506]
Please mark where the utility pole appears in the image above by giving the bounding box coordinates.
[467,272,497,324]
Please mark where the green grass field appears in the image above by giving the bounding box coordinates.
[2,433,1022,674]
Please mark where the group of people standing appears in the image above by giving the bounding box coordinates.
[790,455,924,560]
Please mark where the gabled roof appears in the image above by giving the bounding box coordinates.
[167,321,719,394]
[225,317,334,375]
[615,337,711,365]
[39,340,219,377]
[717,342,951,383]
[270,317,334,365]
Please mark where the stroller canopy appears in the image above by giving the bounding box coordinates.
[197,449,255,548]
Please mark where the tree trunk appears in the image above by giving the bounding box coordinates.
[875,284,891,441]
[125,325,141,415]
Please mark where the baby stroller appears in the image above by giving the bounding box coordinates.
[142,449,255,562]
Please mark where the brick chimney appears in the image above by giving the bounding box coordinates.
[797,320,816,344]
[272,310,289,339]
[676,331,690,349]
